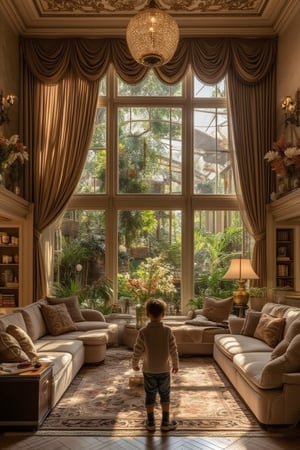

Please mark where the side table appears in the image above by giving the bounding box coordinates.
[0,363,52,429]
[232,304,249,318]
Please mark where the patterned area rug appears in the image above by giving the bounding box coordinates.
[41,347,262,434]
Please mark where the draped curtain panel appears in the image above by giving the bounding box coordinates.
[20,37,277,298]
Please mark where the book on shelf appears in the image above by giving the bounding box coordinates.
[277,257,290,261]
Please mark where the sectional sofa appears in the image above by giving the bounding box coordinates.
[214,302,300,426]
[0,297,118,407]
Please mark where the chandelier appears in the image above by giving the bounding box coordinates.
[126,0,179,67]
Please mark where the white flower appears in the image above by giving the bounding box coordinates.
[264,151,279,161]
[8,135,19,145]
[284,147,300,158]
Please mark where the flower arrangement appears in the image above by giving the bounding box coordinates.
[264,135,300,178]
[121,256,177,306]
[0,134,29,175]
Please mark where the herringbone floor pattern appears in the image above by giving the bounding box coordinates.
[1,433,300,449]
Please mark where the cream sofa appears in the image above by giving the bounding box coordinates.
[214,302,300,426]
[0,298,118,407]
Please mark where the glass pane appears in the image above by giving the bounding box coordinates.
[194,77,226,98]
[53,210,106,300]
[76,107,106,193]
[99,75,106,96]
[118,107,182,194]
[193,210,253,302]
[118,70,182,97]
[118,210,182,314]
[194,107,233,194]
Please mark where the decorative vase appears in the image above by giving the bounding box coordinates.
[135,304,146,329]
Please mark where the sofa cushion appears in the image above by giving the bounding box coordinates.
[41,303,77,336]
[241,310,262,336]
[0,332,30,362]
[201,296,233,322]
[0,312,28,333]
[260,334,300,388]
[214,334,272,360]
[6,324,38,360]
[46,296,85,322]
[254,313,285,347]
[271,319,300,359]
[20,303,48,341]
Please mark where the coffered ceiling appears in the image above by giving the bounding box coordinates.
[1,0,299,37]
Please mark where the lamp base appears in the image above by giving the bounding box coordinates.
[233,280,249,305]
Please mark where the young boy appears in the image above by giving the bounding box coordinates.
[132,298,179,432]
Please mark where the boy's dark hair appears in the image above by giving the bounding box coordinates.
[145,298,167,318]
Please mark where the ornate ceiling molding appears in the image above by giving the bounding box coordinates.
[1,0,299,37]
[35,0,266,16]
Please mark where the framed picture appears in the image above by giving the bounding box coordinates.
[278,246,287,257]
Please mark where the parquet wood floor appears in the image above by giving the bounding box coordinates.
[1,432,300,449]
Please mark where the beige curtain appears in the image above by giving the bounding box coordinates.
[20,37,277,297]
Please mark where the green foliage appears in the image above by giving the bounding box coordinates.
[248,287,267,298]
[186,297,204,310]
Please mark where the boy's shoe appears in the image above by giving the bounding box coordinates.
[146,420,156,432]
[161,420,177,431]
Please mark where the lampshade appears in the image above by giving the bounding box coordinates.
[223,258,259,306]
[126,6,179,67]
[223,259,259,281]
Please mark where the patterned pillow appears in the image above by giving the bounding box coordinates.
[6,324,38,360]
[46,295,85,322]
[41,303,77,336]
[254,313,285,348]
[0,332,30,362]
[241,310,262,336]
[202,297,233,322]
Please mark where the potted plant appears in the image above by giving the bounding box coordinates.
[248,287,268,311]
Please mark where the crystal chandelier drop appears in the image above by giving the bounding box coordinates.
[126,1,179,67]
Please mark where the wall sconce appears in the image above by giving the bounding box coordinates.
[0,92,16,126]
[281,90,300,127]
[223,258,259,305]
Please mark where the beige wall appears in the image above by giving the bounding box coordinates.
[0,14,19,136]
[277,7,300,136]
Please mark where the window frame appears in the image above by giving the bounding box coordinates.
[66,66,239,307]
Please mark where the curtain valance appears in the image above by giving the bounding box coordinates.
[20,36,277,85]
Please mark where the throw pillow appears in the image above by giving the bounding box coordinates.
[186,310,196,320]
[41,303,77,336]
[6,324,38,360]
[46,295,85,322]
[241,310,262,336]
[254,313,285,348]
[0,332,30,362]
[271,319,300,359]
[202,296,233,322]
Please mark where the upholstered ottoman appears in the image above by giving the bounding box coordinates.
[79,332,108,364]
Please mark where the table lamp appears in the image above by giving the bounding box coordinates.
[223,258,259,305]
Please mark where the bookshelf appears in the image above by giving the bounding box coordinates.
[275,228,294,289]
[0,227,19,308]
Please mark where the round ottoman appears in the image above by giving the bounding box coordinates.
[80,332,108,364]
